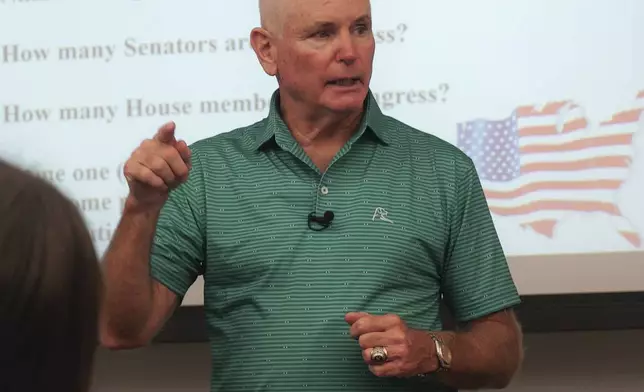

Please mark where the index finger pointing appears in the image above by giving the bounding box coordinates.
[154,121,176,144]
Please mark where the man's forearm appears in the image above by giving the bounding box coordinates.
[100,203,161,344]
[436,329,521,389]
[416,312,523,389]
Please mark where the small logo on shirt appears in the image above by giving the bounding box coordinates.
[372,207,393,224]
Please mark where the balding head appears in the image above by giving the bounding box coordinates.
[258,0,287,36]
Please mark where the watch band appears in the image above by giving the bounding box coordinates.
[430,333,450,372]
[417,333,452,379]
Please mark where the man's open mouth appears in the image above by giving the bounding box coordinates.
[327,77,361,86]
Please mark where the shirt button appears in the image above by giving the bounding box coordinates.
[320,186,329,195]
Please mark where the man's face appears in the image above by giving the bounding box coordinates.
[274,0,375,113]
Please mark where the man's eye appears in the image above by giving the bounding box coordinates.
[356,24,370,34]
[315,31,331,38]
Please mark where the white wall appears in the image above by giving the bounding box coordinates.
[91,330,644,391]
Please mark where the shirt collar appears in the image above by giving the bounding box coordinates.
[250,89,391,151]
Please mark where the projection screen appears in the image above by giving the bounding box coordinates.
[1,0,642,306]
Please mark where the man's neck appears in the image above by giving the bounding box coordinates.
[279,95,364,148]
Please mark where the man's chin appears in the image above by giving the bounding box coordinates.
[322,87,368,112]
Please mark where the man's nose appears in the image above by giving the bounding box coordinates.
[335,32,358,65]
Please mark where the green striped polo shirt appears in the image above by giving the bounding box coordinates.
[150,89,521,392]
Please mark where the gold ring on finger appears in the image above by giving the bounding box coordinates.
[370,346,388,363]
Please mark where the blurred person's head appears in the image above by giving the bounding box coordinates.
[0,160,102,392]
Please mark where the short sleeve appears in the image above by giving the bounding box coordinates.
[149,153,205,299]
[441,158,521,322]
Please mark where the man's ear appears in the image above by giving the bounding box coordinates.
[250,27,278,76]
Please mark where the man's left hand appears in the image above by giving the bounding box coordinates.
[345,312,437,377]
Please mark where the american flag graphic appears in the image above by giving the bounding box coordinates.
[457,90,644,248]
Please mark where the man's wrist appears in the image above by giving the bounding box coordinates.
[122,194,165,216]
[411,330,439,375]
[415,330,455,376]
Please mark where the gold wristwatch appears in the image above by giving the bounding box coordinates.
[430,333,452,372]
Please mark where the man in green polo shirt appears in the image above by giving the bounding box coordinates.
[100,0,524,391]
